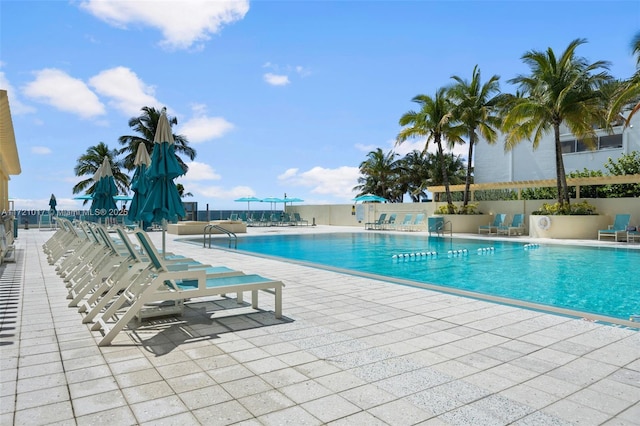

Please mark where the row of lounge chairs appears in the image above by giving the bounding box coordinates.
[43,218,284,346]
[239,212,310,227]
[365,213,426,231]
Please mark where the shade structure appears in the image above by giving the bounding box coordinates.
[234,196,261,215]
[261,196,286,211]
[127,143,151,224]
[90,157,118,221]
[140,110,186,257]
[353,194,388,203]
[48,194,57,216]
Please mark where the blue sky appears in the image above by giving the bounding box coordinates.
[2,0,639,212]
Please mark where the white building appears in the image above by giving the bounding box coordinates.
[474,113,640,183]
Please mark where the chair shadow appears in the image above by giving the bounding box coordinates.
[125,296,294,356]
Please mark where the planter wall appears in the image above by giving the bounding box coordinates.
[167,220,247,235]
[435,214,494,234]
[528,215,610,239]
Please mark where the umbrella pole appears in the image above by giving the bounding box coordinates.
[162,219,167,259]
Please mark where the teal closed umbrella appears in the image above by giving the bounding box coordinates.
[140,109,186,257]
[49,194,57,216]
[91,157,118,223]
[127,143,151,227]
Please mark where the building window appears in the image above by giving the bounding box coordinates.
[561,140,576,153]
[576,139,593,152]
[599,134,623,149]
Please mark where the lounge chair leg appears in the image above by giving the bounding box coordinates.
[252,289,258,310]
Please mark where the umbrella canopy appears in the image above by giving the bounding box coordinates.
[48,194,57,216]
[140,110,186,257]
[261,196,286,211]
[90,157,118,219]
[127,143,152,223]
[234,196,262,214]
[353,194,388,203]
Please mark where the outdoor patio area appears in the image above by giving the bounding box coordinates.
[1,226,639,425]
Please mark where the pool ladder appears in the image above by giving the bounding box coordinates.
[203,224,237,249]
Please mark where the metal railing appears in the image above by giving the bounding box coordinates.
[203,224,237,249]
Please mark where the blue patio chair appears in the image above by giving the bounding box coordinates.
[497,213,526,236]
[479,213,506,234]
[598,214,631,242]
[365,213,387,230]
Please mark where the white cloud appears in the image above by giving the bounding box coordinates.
[79,0,249,50]
[179,104,234,143]
[278,166,360,200]
[186,184,255,200]
[89,67,159,116]
[354,143,378,153]
[263,73,290,86]
[31,146,51,155]
[391,137,468,160]
[22,69,105,119]
[178,161,221,181]
[0,71,36,115]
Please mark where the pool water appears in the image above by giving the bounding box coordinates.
[202,233,639,322]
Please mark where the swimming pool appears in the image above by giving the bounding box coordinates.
[194,233,639,323]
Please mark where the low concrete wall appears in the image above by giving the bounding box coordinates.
[167,220,246,235]
[437,214,494,234]
[529,215,610,239]
[288,197,640,232]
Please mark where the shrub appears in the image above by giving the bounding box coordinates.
[532,201,598,215]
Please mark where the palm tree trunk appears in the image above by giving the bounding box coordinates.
[436,135,454,213]
[463,133,475,207]
[553,123,570,206]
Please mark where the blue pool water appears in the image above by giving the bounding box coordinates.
[201,233,639,322]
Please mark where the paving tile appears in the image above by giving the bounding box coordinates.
[114,368,164,388]
[192,400,253,424]
[567,387,635,416]
[339,384,397,409]
[121,380,175,404]
[13,400,74,426]
[301,394,361,423]
[130,395,189,423]
[499,383,559,409]
[68,376,119,399]
[368,398,433,425]
[221,376,273,399]
[280,379,333,404]
[543,399,611,425]
[237,389,295,417]
[75,406,137,426]
[178,384,233,410]
[258,405,323,425]
[71,388,128,418]
[166,371,216,393]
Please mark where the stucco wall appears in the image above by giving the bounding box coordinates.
[288,198,640,229]
[475,114,640,184]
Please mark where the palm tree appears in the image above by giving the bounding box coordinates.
[503,38,612,207]
[397,150,432,202]
[354,148,401,201]
[118,106,197,172]
[448,65,502,209]
[73,142,130,204]
[397,89,464,213]
[176,184,193,198]
[426,152,466,201]
[608,31,640,126]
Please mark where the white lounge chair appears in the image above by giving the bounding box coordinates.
[91,230,284,346]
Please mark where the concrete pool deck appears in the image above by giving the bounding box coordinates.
[1,226,639,425]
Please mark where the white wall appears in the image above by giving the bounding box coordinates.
[475,114,640,183]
